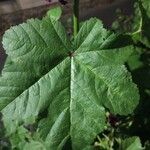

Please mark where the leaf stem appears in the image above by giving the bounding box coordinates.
[73,0,79,37]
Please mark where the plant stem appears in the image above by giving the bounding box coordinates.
[73,0,79,37]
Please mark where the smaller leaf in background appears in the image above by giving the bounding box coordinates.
[121,137,143,150]
[112,0,150,48]
[132,0,150,48]
[131,2,142,34]
[127,47,144,71]
[47,6,62,21]
[138,0,150,48]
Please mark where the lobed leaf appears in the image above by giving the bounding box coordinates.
[1,17,139,149]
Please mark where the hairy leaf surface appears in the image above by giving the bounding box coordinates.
[1,17,139,149]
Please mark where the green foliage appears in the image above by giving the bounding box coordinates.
[47,6,62,21]
[112,0,150,149]
[132,0,150,48]
[0,10,139,149]
[112,0,150,48]
[121,137,143,150]
[1,0,150,149]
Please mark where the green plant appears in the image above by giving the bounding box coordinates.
[0,0,150,149]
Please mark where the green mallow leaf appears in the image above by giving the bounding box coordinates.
[1,16,139,149]
[121,137,143,150]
